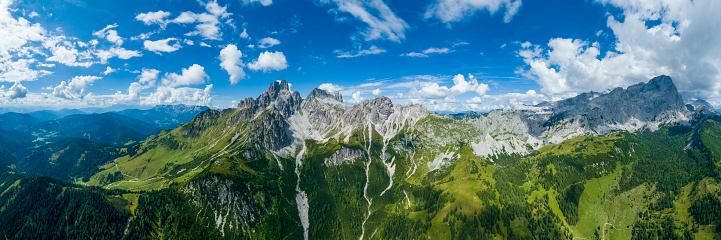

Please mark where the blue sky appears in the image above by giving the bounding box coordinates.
[1,0,720,112]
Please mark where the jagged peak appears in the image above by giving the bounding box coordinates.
[361,96,393,107]
[306,88,343,103]
[268,80,292,93]
[627,75,678,94]
[236,80,302,117]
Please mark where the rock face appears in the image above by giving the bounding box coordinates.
[225,75,710,158]
[324,147,365,167]
[466,75,711,157]
[539,75,686,127]
[237,80,303,118]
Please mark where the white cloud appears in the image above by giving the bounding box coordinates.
[258,37,280,48]
[466,96,482,103]
[1,59,52,82]
[372,88,382,96]
[320,0,409,42]
[130,32,154,41]
[481,89,548,107]
[219,44,246,84]
[135,11,171,26]
[247,51,288,72]
[240,28,249,38]
[402,47,452,57]
[319,83,344,92]
[518,0,721,102]
[102,66,116,75]
[92,24,123,46]
[4,82,27,99]
[169,1,232,40]
[348,90,364,103]
[138,68,160,86]
[200,42,211,47]
[183,39,194,45]
[401,52,428,57]
[28,11,38,18]
[94,47,141,63]
[417,74,490,98]
[46,44,94,67]
[334,45,386,58]
[161,64,209,87]
[425,0,522,23]
[144,38,181,53]
[53,75,101,99]
[0,0,53,82]
[243,0,273,6]
[143,84,213,106]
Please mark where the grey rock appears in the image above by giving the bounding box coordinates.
[324,147,365,166]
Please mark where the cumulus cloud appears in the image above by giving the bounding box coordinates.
[92,24,123,46]
[425,0,522,23]
[334,45,386,58]
[518,0,721,102]
[0,1,54,82]
[135,11,171,26]
[143,84,213,106]
[372,88,382,96]
[466,96,482,103]
[348,91,364,103]
[144,38,181,53]
[417,74,490,98]
[319,83,344,92]
[53,75,101,99]
[4,82,28,99]
[1,59,52,82]
[138,68,160,86]
[161,64,209,87]
[320,0,409,42]
[247,51,288,72]
[219,44,246,84]
[46,44,94,67]
[102,66,116,75]
[258,37,280,48]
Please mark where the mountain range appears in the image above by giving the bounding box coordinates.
[1,76,720,239]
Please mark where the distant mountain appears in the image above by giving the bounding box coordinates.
[448,111,485,120]
[18,138,125,182]
[33,112,161,146]
[115,104,209,129]
[0,112,38,130]
[26,109,87,121]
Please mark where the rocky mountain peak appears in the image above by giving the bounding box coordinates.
[306,88,343,103]
[236,80,302,117]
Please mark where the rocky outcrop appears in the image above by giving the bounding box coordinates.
[183,175,271,236]
[324,147,364,166]
[248,110,292,150]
